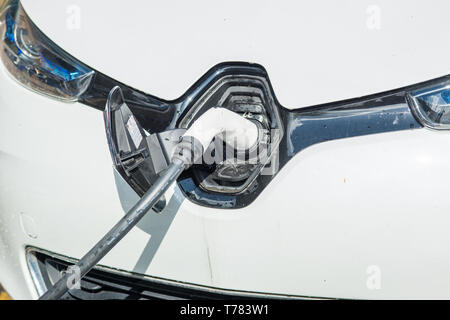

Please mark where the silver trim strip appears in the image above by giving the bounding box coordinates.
[26,247,325,300]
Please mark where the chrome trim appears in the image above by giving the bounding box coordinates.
[177,65,262,120]
[26,247,325,300]
[25,248,47,297]
[178,74,284,195]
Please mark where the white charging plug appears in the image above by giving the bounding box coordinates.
[183,107,259,152]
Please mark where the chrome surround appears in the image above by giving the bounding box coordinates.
[179,74,284,195]
[25,247,48,297]
[173,63,426,208]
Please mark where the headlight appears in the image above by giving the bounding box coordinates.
[407,78,450,129]
[0,0,174,132]
[0,0,94,101]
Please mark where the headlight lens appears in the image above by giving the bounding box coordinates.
[0,0,94,101]
[408,78,450,129]
[0,0,174,132]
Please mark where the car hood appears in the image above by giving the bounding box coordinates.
[21,0,449,109]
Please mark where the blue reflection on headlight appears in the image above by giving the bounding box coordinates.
[5,12,16,44]
[442,89,450,104]
[0,0,94,101]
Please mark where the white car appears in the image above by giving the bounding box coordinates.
[0,0,449,300]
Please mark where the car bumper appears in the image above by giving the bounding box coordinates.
[3,62,450,299]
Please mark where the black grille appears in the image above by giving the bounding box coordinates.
[32,251,266,300]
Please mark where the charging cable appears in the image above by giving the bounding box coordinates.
[39,107,258,300]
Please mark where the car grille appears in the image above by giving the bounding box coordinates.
[27,250,277,300]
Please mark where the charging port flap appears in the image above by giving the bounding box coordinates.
[104,87,171,211]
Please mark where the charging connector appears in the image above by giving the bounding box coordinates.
[39,87,259,300]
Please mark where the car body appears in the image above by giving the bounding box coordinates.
[0,0,449,299]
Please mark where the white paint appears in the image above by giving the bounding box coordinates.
[1,0,450,300]
[20,0,450,109]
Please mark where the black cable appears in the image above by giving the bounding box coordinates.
[39,159,185,300]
